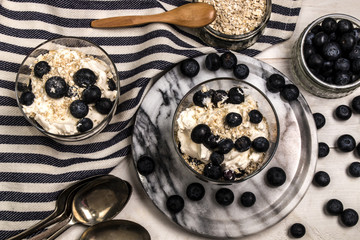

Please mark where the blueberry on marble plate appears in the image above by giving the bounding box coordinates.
[210,152,224,166]
[266,74,285,93]
[205,53,221,71]
[19,91,35,106]
[193,90,211,107]
[45,76,67,99]
[34,61,51,78]
[166,195,184,214]
[335,105,352,120]
[233,64,249,79]
[186,182,205,201]
[95,98,113,114]
[289,223,306,238]
[77,118,93,132]
[234,136,251,152]
[82,85,101,104]
[211,90,228,106]
[217,139,234,154]
[313,171,330,187]
[137,155,155,176]
[341,209,359,227]
[203,163,222,180]
[318,142,330,158]
[180,58,200,77]
[225,112,242,127]
[280,84,299,102]
[223,169,235,181]
[348,162,360,177]
[313,112,326,129]
[266,167,286,187]
[220,52,237,69]
[249,109,263,124]
[227,87,244,104]
[240,192,256,207]
[252,137,269,152]
[191,124,211,144]
[337,134,356,152]
[215,188,234,206]
[326,199,344,215]
[70,100,89,118]
[351,95,360,113]
[74,68,97,87]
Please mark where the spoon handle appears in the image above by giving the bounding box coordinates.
[28,216,72,240]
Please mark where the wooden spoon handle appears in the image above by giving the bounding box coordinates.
[91,14,164,28]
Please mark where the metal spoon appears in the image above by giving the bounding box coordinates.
[80,220,151,240]
[29,175,132,240]
[8,175,105,240]
[91,2,216,28]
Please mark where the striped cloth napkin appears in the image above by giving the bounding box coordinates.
[0,0,302,238]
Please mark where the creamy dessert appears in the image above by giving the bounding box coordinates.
[19,48,117,135]
[175,85,270,181]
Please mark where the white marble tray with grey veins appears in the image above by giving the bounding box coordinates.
[131,53,318,238]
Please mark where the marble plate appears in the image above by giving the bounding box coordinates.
[131,54,317,238]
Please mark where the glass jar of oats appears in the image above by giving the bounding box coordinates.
[194,0,272,51]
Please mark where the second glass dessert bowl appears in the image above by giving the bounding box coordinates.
[172,78,280,184]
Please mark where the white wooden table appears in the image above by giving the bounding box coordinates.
[58,0,360,239]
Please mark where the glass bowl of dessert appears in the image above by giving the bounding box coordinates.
[15,37,120,141]
[194,0,272,51]
[172,78,280,184]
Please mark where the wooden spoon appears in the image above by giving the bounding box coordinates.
[91,3,216,28]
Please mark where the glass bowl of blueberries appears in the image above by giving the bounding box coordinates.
[15,37,120,141]
[172,78,280,184]
[292,13,360,98]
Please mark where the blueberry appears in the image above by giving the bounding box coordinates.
[313,32,329,48]
[326,199,344,215]
[233,64,249,79]
[352,59,360,74]
[335,105,352,120]
[74,68,97,87]
[191,124,211,144]
[313,171,330,187]
[225,112,242,127]
[303,44,316,60]
[186,183,205,201]
[95,98,113,114]
[348,45,360,60]
[235,169,246,178]
[77,118,93,132]
[180,58,200,77]
[82,85,101,103]
[217,139,234,154]
[311,25,323,34]
[280,84,299,101]
[341,209,359,227]
[203,163,222,180]
[357,143,360,156]
[252,137,269,152]
[339,33,356,52]
[220,52,237,69]
[193,90,211,107]
[234,136,251,152]
[322,17,337,33]
[45,76,67,99]
[337,19,353,34]
[107,78,116,91]
[211,90,228,106]
[304,32,315,45]
[17,80,32,92]
[337,134,356,152]
[322,60,335,72]
[249,109,263,124]
[333,71,351,85]
[137,156,155,176]
[329,32,337,41]
[266,167,286,187]
[19,91,35,106]
[351,95,360,113]
[34,61,50,78]
[205,53,221,71]
[266,74,285,93]
[289,223,306,238]
[334,58,351,72]
[322,42,341,61]
[318,142,330,158]
[210,152,224,165]
[351,28,360,42]
[70,100,89,118]
[240,192,256,207]
[203,134,219,149]
[166,195,184,214]
[313,112,326,129]
[227,87,244,104]
[223,169,235,181]
[215,188,234,206]
[348,162,360,177]
[307,53,324,69]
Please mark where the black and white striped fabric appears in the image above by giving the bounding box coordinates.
[0,0,302,238]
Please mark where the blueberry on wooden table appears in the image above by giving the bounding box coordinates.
[252,137,269,152]
[318,142,330,158]
[70,100,89,118]
[240,192,256,207]
[326,199,344,215]
[205,53,221,71]
[266,74,285,93]
[77,118,93,132]
[351,95,360,113]
[348,162,360,177]
[337,134,356,152]
[137,155,155,176]
[335,105,352,120]
[220,52,237,69]
[313,112,326,129]
[180,58,200,77]
[19,91,35,106]
[227,87,244,104]
[95,98,113,114]
[45,76,67,99]
[217,139,234,154]
[82,85,101,103]
[166,195,184,214]
[341,209,359,227]
[34,61,51,78]
[313,171,330,187]
[249,109,263,124]
[289,223,306,238]
[203,163,222,180]
[215,188,234,206]
[225,112,242,127]
[266,167,286,187]
[234,136,251,152]
[74,68,97,87]
[191,124,211,144]
[280,84,299,102]
[186,183,205,201]
[233,64,249,79]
